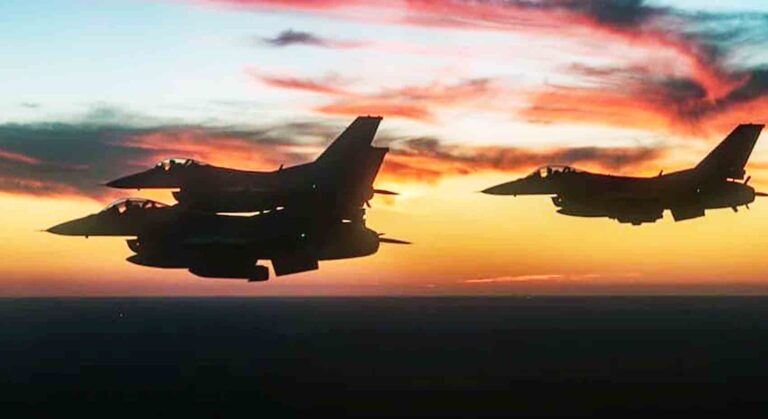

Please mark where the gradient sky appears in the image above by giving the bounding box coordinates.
[3,0,768,295]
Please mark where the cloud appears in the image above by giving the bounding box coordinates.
[199,0,768,133]
[260,29,363,48]
[319,78,495,122]
[384,136,664,182]
[465,274,565,283]
[524,65,768,135]
[464,272,643,284]
[0,112,665,198]
[250,70,351,95]
[0,148,41,165]
[251,69,496,122]
[0,117,335,199]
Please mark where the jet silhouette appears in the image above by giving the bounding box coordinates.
[106,116,396,219]
[47,199,408,281]
[482,124,766,225]
[47,116,409,281]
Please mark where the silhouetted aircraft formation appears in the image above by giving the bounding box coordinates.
[47,116,409,281]
[47,120,765,281]
[483,124,766,225]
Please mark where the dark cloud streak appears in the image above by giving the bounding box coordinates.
[260,29,363,49]
[0,120,665,198]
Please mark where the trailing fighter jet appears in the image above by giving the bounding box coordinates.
[482,124,766,225]
[46,198,409,281]
[105,116,396,217]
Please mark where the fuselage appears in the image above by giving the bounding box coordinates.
[106,116,388,214]
[108,149,386,215]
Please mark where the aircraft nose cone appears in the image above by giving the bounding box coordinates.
[481,185,503,195]
[481,181,520,195]
[104,178,122,188]
[46,219,82,235]
[46,215,98,236]
[105,173,142,189]
[105,168,170,189]
[46,224,64,235]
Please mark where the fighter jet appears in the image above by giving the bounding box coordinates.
[46,198,409,281]
[482,124,766,225]
[105,116,396,218]
[47,116,408,281]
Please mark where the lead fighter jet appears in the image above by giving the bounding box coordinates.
[106,116,396,218]
[483,124,766,225]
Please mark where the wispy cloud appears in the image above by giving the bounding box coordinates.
[250,69,351,95]
[317,78,494,122]
[0,109,666,198]
[260,29,364,48]
[464,272,643,284]
[383,136,664,182]
[199,0,768,134]
[254,72,497,122]
[0,148,41,165]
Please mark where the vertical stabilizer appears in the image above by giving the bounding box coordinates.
[695,124,764,180]
[315,116,383,165]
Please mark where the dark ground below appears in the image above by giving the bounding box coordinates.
[1,297,767,416]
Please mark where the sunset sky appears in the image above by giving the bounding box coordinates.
[2,0,768,295]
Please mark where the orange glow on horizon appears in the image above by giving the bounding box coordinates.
[4,166,768,296]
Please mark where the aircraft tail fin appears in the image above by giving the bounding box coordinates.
[695,124,764,180]
[315,116,382,165]
[330,146,389,210]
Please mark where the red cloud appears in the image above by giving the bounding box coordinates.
[121,129,315,170]
[318,102,433,122]
[205,0,764,133]
[0,148,41,165]
[380,139,665,184]
[250,69,350,95]
[250,65,494,122]
[0,117,673,200]
[318,79,493,122]
[523,79,768,137]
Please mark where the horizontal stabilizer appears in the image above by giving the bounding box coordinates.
[379,236,411,245]
[374,189,399,196]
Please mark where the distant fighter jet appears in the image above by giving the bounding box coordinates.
[106,116,396,218]
[482,124,766,225]
[46,199,409,281]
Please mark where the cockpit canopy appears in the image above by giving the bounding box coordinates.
[154,158,206,171]
[102,198,169,214]
[529,165,582,179]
